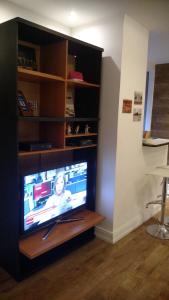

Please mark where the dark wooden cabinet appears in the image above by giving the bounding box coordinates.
[0,17,103,280]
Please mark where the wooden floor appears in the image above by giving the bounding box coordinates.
[1,217,169,300]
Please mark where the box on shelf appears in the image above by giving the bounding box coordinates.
[68,70,83,81]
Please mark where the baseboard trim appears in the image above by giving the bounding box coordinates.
[95,207,161,244]
[95,226,113,244]
[113,215,143,243]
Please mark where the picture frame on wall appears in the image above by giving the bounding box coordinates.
[134,91,143,105]
[122,99,132,113]
[133,108,142,121]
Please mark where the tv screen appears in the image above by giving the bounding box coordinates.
[22,162,87,234]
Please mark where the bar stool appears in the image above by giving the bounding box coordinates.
[146,166,169,239]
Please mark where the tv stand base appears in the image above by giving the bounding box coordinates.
[19,209,104,260]
[42,217,85,240]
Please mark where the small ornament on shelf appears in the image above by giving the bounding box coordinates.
[18,44,38,70]
[27,99,39,116]
[17,90,33,116]
[66,124,72,135]
[85,124,90,134]
[65,88,75,117]
[75,125,80,134]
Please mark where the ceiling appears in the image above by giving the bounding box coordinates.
[8,0,169,31]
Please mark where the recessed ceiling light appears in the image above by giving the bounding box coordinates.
[69,10,78,23]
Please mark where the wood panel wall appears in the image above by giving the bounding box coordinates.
[151,64,169,138]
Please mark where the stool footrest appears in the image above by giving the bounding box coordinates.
[146,200,162,208]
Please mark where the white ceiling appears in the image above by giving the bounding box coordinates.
[8,0,169,31]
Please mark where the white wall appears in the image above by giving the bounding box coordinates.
[148,31,169,66]
[73,15,124,234]
[113,16,167,242]
[73,15,168,243]
[113,15,153,241]
[72,13,124,67]
[144,31,169,131]
[0,0,70,35]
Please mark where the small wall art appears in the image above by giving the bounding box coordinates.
[133,108,142,121]
[122,99,132,113]
[134,91,143,105]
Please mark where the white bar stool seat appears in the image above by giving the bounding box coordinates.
[146,165,169,239]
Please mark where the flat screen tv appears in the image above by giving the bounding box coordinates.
[21,161,87,236]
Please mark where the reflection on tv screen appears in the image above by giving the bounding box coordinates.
[24,162,87,232]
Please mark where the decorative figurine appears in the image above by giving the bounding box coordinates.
[75,124,80,134]
[17,90,33,116]
[85,124,90,134]
[67,124,72,135]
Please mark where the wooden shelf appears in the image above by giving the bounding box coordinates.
[18,68,99,87]
[67,79,100,88]
[64,144,97,151]
[65,133,97,138]
[19,144,97,157]
[18,117,99,122]
[65,117,99,122]
[19,209,104,259]
[19,147,66,157]
[18,67,65,83]
[18,116,65,122]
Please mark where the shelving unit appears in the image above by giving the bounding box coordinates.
[0,17,103,280]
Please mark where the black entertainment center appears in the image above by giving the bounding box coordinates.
[0,17,104,280]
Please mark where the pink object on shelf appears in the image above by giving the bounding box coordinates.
[68,70,84,81]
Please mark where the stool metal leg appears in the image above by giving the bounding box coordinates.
[147,177,169,239]
[161,216,169,225]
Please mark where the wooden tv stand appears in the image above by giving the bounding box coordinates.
[19,209,104,259]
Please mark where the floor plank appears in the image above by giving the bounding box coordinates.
[1,216,169,300]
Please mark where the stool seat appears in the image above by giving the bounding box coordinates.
[146,165,169,239]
